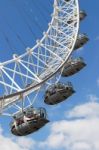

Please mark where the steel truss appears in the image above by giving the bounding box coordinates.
[0,0,79,116]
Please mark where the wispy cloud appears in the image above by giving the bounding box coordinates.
[88,94,99,102]
[97,78,99,87]
[95,36,99,41]
[65,101,99,119]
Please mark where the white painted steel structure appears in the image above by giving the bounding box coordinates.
[0,0,79,116]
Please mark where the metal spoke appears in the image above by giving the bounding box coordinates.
[0,0,79,115]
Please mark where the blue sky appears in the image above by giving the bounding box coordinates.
[0,0,99,150]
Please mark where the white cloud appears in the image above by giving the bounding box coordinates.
[0,99,99,150]
[0,127,36,150]
[39,101,99,150]
[65,101,99,118]
[70,141,94,150]
[39,118,99,150]
[17,137,36,150]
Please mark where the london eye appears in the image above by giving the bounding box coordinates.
[0,0,88,136]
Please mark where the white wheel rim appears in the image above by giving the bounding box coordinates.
[0,0,79,114]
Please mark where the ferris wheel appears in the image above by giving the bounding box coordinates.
[0,0,88,136]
